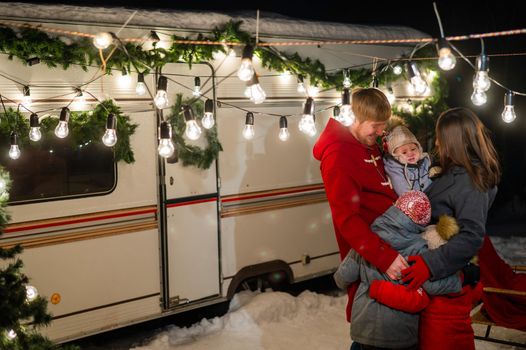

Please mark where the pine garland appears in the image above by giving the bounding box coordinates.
[168,94,223,170]
[0,19,447,168]
[0,100,137,164]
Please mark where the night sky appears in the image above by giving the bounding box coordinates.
[12,0,526,231]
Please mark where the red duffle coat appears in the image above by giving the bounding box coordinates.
[313,118,398,321]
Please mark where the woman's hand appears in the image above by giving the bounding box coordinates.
[386,254,409,280]
[401,255,431,289]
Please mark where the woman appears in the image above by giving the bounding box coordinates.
[401,107,500,350]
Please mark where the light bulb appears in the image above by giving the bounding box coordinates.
[102,113,117,147]
[181,105,201,140]
[155,76,169,109]
[246,74,266,104]
[26,285,38,302]
[22,85,32,108]
[55,107,70,138]
[473,71,491,92]
[243,112,255,140]
[0,177,6,193]
[339,105,355,126]
[9,144,20,160]
[55,121,69,138]
[118,70,132,88]
[22,95,32,108]
[248,83,266,104]
[299,114,316,136]
[438,49,456,71]
[202,99,215,129]
[136,73,147,95]
[29,113,41,141]
[102,129,117,146]
[297,75,306,93]
[158,139,175,157]
[7,329,17,340]
[343,76,352,88]
[410,76,428,95]
[154,90,169,109]
[193,77,201,97]
[136,81,146,95]
[237,45,255,81]
[158,121,175,158]
[278,116,289,141]
[471,89,487,106]
[185,120,202,140]
[386,87,396,105]
[502,91,516,123]
[244,86,252,98]
[29,127,42,142]
[242,124,255,140]
[93,32,113,49]
[202,112,215,129]
[437,39,456,71]
[279,127,290,141]
[393,64,403,75]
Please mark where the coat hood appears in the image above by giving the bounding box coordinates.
[313,118,359,161]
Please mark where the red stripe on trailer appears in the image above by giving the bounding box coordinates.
[166,197,217,208]
[222,185,325,203]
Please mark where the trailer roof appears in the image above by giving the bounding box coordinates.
[0,2,428,41]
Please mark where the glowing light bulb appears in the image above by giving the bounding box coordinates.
[237,45,255,82]
[22,86,32,109]
[9,145,20,160]
[297,75,306,93]
[26,285,38,302]
[193,77,201,97]
[136,73,147,96]
[473,71,490,92]
[246,74,266,104]
[158,121,175,158]
[93,32,113,49]
[55,107,70,138]
[29,113,41,141]
[102,113,117,147]
[202,99,215,129]
[437,39,456,71]
[407,62,428,95]
[501,91,517,123]
[343,76,352,88]
[155,76,169,109]
[181,105,201,140]
[243,112,255,140]
[118,69,132,88]
[470,89,487,106]
[339,105,355,126]
[386,87,396,105]
[299,115,316,136]
[7,329,17,340]
[278,116,289,141]
[393,64,403,75]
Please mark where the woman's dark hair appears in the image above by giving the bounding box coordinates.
[435,107,501,191]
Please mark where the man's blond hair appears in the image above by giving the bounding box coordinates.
[351,88,391,123]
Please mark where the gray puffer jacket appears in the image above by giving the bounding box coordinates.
[335,206,462,348]
[384,153,432,196]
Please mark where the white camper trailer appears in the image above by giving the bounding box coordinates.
[0,3,426,342]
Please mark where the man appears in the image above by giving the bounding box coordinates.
[313,88,407,323]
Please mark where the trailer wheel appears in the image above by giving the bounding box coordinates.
[226,260,293,299]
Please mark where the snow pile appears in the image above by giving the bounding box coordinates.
[131,290,349,350]
[491,236,526,266]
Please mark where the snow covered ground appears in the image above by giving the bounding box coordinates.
[124,236,526,350]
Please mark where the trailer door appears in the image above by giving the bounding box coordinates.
[159,63,220,309]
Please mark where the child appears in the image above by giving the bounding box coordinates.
[334,191,462,349]
[384,125,432,195]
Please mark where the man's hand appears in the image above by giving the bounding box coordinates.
[385,254,409,280]
[401,255,431,290]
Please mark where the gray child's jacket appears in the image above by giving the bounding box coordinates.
[383,153,432,196]
[335,206,462,348]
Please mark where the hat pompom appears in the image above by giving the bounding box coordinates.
[435,215,459,241]
[394,190,431,226]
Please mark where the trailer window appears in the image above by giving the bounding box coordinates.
[1,139,115,203]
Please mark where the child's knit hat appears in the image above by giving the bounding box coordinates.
[386,125,423,157]
[394,190,431,226]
